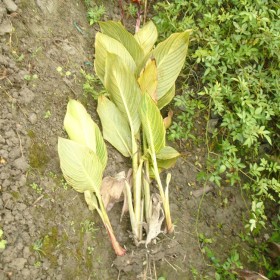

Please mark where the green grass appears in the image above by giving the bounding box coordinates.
[153,0,280,278]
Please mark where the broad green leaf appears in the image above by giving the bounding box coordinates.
[137,58,158,102]
[58,138,103,193]
[99,21,144,65]
[84,190,98,211]
[148,146,180,176]
[156,146,180,170]
[157,157,178,170]
[64,100,107,170]
[94,124,108,171]
[156,146,180,160]
[94,33,136,83]
[157,84,176,109]
[97,96,132,157]
[104,53,142,134]
[134,21,158,56]
[140,93,165,154]
[152,30,191,104]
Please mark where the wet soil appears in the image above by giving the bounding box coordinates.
[0,1,251,279]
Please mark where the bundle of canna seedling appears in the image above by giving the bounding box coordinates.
[58,21,191,255]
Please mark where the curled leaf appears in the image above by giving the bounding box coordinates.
[138,58,158,102]
[134,21,158,56]
[100,170,132,218]
[94,32,136,83]
[151,30,191,105]
[101,171,126,211]
[156,145,180,171]
[99,21,144,65]
[144,193,165,247]
[163,110,173,129]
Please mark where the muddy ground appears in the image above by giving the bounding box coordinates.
[0,1,251,279]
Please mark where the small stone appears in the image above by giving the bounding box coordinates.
[5,130,15,138]
[55,274,63,280]
[170,203,179,212]
[0,172,9,180]
[16,203,26,211]
[57,254,63,266]
[0,6,6,23]
[0,19,13,35]
[0,149,9,158]
[207,118,219,134]
[17,70,29,80]
[2,192,12,203]
[0,135,5,144]
[9,148,21,160]
[15,241,24,251]
[3,0,18,13]
[10,185,18,192]
[2,179,11,188]
[113,152,124,164]
[61,42,76,56]
[18,87,35,104]
[21,232,31,243]
[42,259,50,270]
[19,218,26,225]
[4,210,14,223]
[8,258,27,270]
[21,268,30,279]
[11,169,21,176]
[36,0,57,14]
[28,112,37,124]
[13,157,29,172]
[18,174,26,187]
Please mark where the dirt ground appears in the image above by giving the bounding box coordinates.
[0,1,251,279]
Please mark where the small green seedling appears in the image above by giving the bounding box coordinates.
[87,246,95,255]
[87,5,105,25]
[80,69,106,99]
[81,219,96,234]
[34,261,42,268]
[44,110,51,119]
[60,178,68,190]
[24,74,38,81]
[204,248,243,279]
[56,66,63,73]
[125,3,138,17]
[0,228,7,249]
[56,67,73,78]
[30,183,43,194]
[16,53,25,62]
[199,233,214,246]
[32,239,45,258]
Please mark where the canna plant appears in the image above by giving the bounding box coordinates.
[94,21,191,244]
[57,100,126,256]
